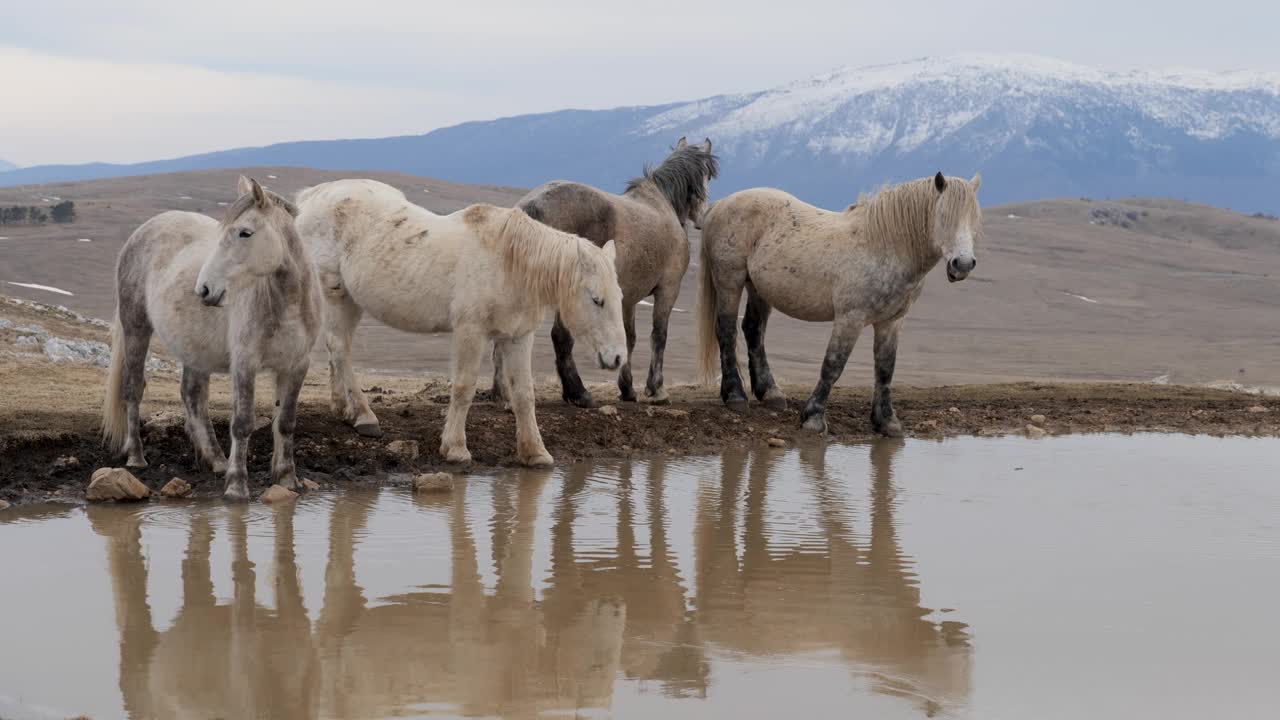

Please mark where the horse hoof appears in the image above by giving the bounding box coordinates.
[223,485,250,503]
[725,398,749,414]
[275,472,300,491]
[763,395,788,411]
[644,389,670,405]
[619,392,638,403]
[443,447,472,465]
[564,393,594,409]
[801,415,828,434]
[354,423,383,438]
[210,459,228,474]
[876,418,904,438]
[126,456,149,470]
[520,451,554,467]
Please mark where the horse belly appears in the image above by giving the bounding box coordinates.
[747,256,835,322]
[342,255,452,334]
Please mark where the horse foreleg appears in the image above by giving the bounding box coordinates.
[800,316,862,433]
[552,313,593,408]
[270,364,308,490]
[500,333,553,466]
[181,367,225,472]
[871,317,905,437]
[644,284,679,404]
[223,360,257,501]
[743,286,786,410]
[322,288,380,437]
[617,302,638,402]
[440,329,485,464]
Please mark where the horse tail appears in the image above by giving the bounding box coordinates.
[696,222,720,384]
[101,312,128,453]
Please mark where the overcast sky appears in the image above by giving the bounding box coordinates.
[3,0,1278,166]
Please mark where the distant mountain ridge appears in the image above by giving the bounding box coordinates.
[0,158,16,172]
[4,53,1280,212]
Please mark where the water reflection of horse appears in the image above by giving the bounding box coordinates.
[89,440,970,717]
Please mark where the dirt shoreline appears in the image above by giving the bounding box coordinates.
[3,369,1278,506]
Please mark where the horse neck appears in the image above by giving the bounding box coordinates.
[865,180,941,278]
[625,179,684,222]
[235,231,316,325]
[498,210,580,308]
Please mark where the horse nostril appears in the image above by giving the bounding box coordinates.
[199,284,210,298]
[613,354,622,368]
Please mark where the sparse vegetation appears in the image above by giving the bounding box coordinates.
[1251,212,1278,221]
[0,201,74,225]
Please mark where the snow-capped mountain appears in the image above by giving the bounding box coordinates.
[0,158,16,172]
[4,53,1280,212]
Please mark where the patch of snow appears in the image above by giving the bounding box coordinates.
[1007,214,1020,219]
[1151,374,1170,385]
[636,299,686,313]
[8,282,73,296]
[179,195,193,200]
[1062,292,1099,304]
[217,201,229,206]
[422,189,431,193]
[0,236,8,240]
[267,175,278,179]
[77,238,92,242]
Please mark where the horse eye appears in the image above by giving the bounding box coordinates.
[238,229,254,239]
[592,296,604,308]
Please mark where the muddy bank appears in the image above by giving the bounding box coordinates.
[4,371,1278,506]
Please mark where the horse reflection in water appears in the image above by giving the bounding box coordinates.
[89,440,970,718]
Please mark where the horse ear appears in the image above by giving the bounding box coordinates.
[934,172,947,193]
[675,136,688,149]
[249,178,268,208]
[237,175,254,196]
[970,172,982,192]
[602,239,618,265]
[701,137,712,151]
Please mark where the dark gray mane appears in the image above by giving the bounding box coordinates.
[625,144,720,222]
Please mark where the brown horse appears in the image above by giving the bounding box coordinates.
[493,137,718,407]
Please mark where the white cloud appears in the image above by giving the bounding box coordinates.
[0,46,474,165]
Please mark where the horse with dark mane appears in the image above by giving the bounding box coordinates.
[493,137,719,407]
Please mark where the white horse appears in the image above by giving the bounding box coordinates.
[103,177,321,500]
[295,179,627,466]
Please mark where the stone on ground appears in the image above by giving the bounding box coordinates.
[160,477,193,498]
[260,484,298,504]
[87,468,151,502]
[387,440,420,462]
[413,472,454,494]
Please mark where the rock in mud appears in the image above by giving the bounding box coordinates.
[413,472,453,493]
[50,455,80,473]
[253,416,273,432]
[1029,414,1047,427]
[948,407,961,415]
[598,405,618,416]
[87,468,151,502]
[1025,424,1048,439]
[160,477,193,498]
[767,437,787,447]
[915,419,941,433]
[260,484,298,504]
[301,478,321,492]
[1247,405,1269,413]
[0,499,10,510]
[386,439,420,462]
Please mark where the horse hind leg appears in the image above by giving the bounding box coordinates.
[180,367,225,473]
[713,273,749,412]
[321,282,381,437]
[743,284,786,410]
[489,345,512,411]
[870,317,905,438]
[552,313,593,408]
[617,302,638,402]
[117,304,152,469]
[643,282,678,404]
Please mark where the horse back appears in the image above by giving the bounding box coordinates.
[518,181,617,248]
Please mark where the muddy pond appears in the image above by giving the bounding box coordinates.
[1,434,1278,720]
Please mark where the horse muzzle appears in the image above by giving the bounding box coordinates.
[597,351,622,371]
[947,256,977,283]
[198,283,226,307]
